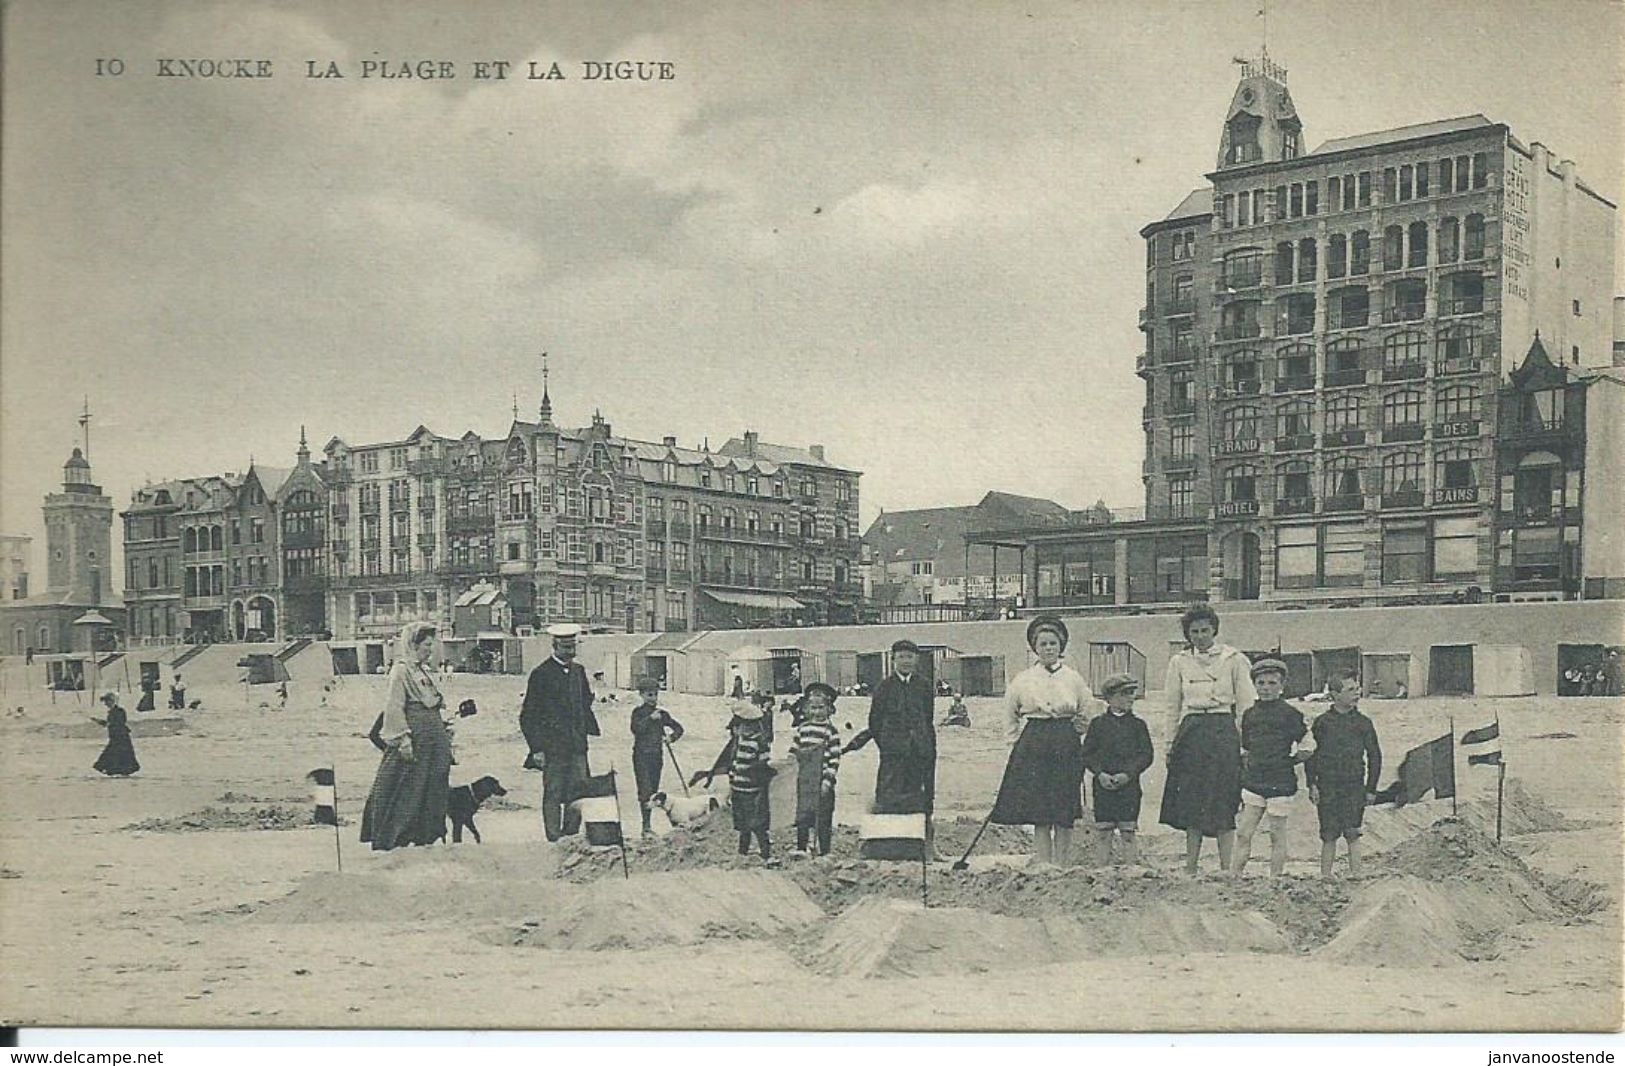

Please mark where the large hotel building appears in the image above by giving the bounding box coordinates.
[973,55,1622,610]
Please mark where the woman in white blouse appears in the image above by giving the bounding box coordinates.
[989,615,1096,865]
[1157,603,1256,875]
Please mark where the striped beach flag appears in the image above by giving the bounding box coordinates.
[571,771,625,847]
[306,768,338,826]
[858,811,928,861]
[1461,721,1503,766]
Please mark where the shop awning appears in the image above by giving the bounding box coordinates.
[702,589,807,611]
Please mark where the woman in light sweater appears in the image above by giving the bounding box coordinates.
[1157,603,1256,875]
[360,621,454,851]
[988,615,1096,866]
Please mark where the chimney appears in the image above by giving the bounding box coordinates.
[662,435,677,448]
[809,444,825,462]
[743,430,759,455]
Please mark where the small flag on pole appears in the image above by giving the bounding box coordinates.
[1374,733,1455,807]
[306,768,338,826]
[1461,721,1503,765]
[858,811,928,861]
[571,772,625,847]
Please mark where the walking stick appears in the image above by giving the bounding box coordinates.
[951,808,997,871]
[609,766,631,880]
[665,737,691,797]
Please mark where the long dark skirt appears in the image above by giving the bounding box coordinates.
[360,700,452,850]
[990,718,1084,826]
[1158,712,1242,837]
[93,732,140,776]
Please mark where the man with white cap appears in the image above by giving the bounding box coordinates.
[520,623,600,841]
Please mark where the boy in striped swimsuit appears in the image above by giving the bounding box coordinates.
[695,699,776,863]
[793,682,843,857]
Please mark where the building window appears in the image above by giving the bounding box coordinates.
[1438,384,1481,421]
[1323,523,1366,587]
[1172,274,1193,310]
[1277,294,1315,335]
[1438,217,1460,262]
[1382,225,1404,271]
[1223,248,1263,289]
[1440,157,1454,191]
[1297,238,1317,282]
[1407,221,1429,268]
[1274,242,1294,285]
[1328,176,1341,209]
[1357,172,1372,206]
[1305,180,1318,215]
[1326,394,1363,432]
[1398,165,1414,202]
[1221,405,1260,442]
[1289,183,1304,218]
[1383,330,1426,369]
[1382,168,1397,204]
[1434,516,1479,578]
[1275,525,1317,589]
[1331,288,1369,330]
[1435,447,1478,490]
[1416,162,1430,197]
[1381,450,1424,495]
[1472,152,1489,189]
[1381,390,1425,429]
[1168,475,1194,519]
[1464,214,1485,260]
[1278,401,1313,439]
[1170,372,1195,412]
[1170,422,1194,460]
[1382,525,1428,584]
[1350,230,1371,275]
[1224,349,1260,393]
[1276,344,1313,386]
[1236,191,1250,227]
[1276,461,1312,502]
[1324,456,1364,499]
[1223,464,1258,503]
[1327,234,1347,279]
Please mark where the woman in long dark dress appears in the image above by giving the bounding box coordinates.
[1157,604,1256,875]
[990,615,1096,866]
[360,621,453,851]
[92,692,140,777]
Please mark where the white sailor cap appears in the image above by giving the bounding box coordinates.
[546,623,583,639]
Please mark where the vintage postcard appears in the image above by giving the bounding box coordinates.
[1,0,1621,1036]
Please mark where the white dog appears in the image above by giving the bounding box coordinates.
[652,790,726,828]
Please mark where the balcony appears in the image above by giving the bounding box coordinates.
[1435,418,1480,440]
[1435,356,1483,377]
[1166,345,1198,366]
[1163,455,1198,472]
[1275,496,1315,516]
[500,559,532,576]
[1274,434,1314,453]
[445,513,495,535]
[1217,323,1262,341]
[1219,380,1263,398]
[1323,428,1367,448]
[1502,418,1570,445]
[1222,270,1262,291]
[1381,490,1426,509]
[1323,494,1365,513]
[1215,499,1259,518]
[1273,375,1315,394]
[1166,298,1196,317]
[1166,401,1198,417]
[1382,423,1426,443]
[1135,354,1152,373]
[1434,486,1480,505]
[1325,369,1366,388]
[1382,362,1427,382]
[1141,404,1157,423]
[1441,297,1486,316]
[281,530,323,550]
[1214,438,1261,457]
[1329,313,1370,330]
[1382,305,1427,324]
[1138,306,1150,329]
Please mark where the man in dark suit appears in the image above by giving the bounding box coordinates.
[858,639,937,840]
[520,623,600,841]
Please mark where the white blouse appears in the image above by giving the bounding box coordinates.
[1162,642,1256,740]
[1002,661,1098,745]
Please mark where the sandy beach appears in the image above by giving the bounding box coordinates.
[1,664,1619,1032]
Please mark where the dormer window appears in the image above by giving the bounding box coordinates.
[1226,113,1262,165]
[1282,128,1299,158]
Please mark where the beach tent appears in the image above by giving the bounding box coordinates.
[822,650,858,691]
[856,652,885,691]
[238,653,291,685]
[329,646,361,676]
[631,631,724,694]
[1361,653,1413,699]
[1426,643,1533,696]
[1311,646,1362,693]
[726,645,775,695]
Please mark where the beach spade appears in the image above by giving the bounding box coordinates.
[951,808,998,871]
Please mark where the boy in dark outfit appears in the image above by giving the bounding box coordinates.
[1080,673,1154,865]
[1232,658,1308,878]
[630,676,684,838]
[1305,669,1382,879]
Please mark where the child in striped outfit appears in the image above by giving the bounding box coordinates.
[695,698,776,863]
[793,682,843,857]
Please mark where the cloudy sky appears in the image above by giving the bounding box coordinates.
[2,0,1621,585]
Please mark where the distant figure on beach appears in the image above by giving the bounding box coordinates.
[360,622,453,851]
[169,675,187,710]
[135,679,156,714]
[941,694,971,728]
[92,692,140,777]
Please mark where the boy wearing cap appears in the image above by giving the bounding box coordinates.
[862,638,937,845]
[1080,674,1154,864]
[629,676,684,838]
[1232,659,1308,877]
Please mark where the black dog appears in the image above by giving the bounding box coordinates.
[444,775,507,844]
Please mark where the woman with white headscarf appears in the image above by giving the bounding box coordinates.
[360,621,453,851]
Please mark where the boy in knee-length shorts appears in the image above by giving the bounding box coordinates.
[1305,669,1382,879]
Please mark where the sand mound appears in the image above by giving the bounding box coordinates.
[1319,877,1471,968]
[498,869,824,951]
[1461,777,1576,834]
[247,870,569,924]
[806,896,1289,978]
[126,804,313,833]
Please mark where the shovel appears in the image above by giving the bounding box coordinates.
[951,808,997,871]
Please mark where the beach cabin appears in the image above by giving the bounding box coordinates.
[1427,643,1535,696]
